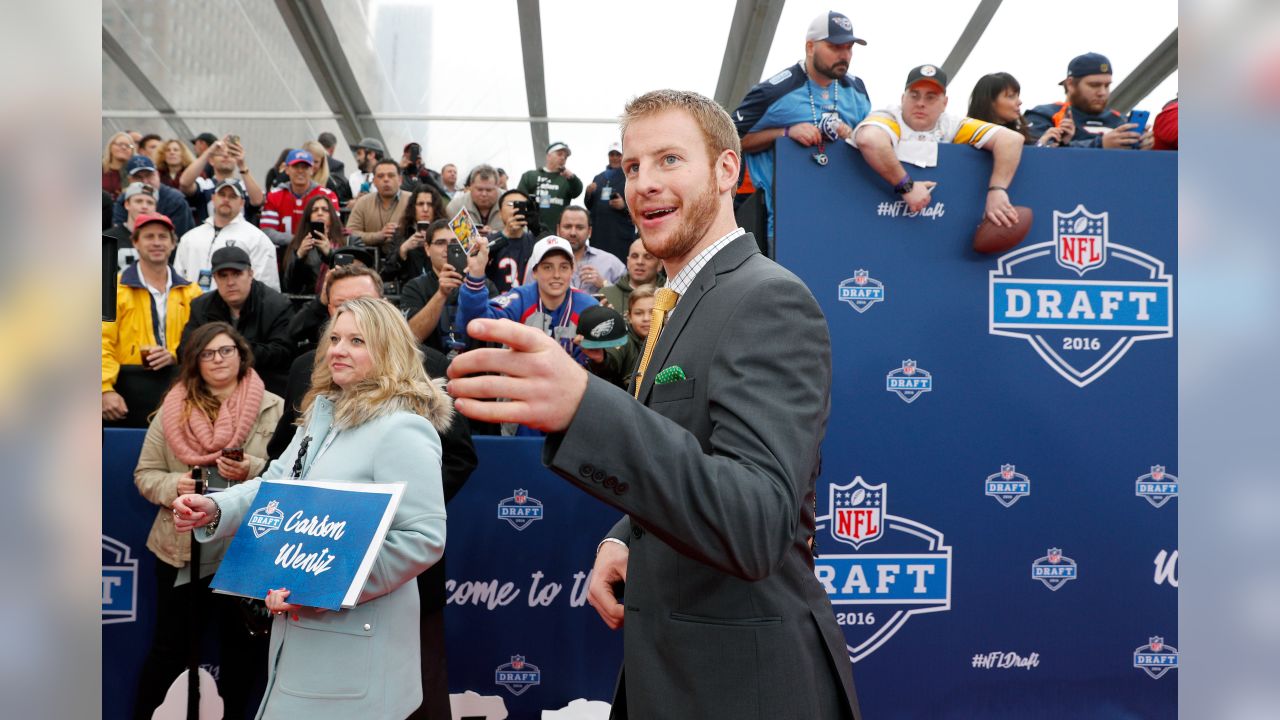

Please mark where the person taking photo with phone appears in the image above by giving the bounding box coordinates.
[381,186,449,284]
[482,188,539,293]
[1025,52,1154,149]
[179,135,266,225]
[398,220,497,354]
[283,195,348,295]
[132,322,282,720]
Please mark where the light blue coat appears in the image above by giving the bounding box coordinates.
[200,395,447,720]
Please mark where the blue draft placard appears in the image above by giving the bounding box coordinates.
[211,480,403,611]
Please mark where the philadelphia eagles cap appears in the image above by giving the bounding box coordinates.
[577,305,629,349]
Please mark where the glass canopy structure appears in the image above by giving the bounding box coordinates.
[103,0,1177,180]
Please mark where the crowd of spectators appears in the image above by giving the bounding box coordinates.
[103,18,1176,434]
[103,18,1178,717]
[732,11,1178,236]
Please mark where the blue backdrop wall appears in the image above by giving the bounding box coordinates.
[775,140,1177,719]
[103,141,1176,719]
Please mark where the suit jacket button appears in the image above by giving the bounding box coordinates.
[603,476,617,489]
[592,469,606,483]
[580,464,594,478]
[616,482,629,494]
[631,525,644,539]
[363,623,372,631]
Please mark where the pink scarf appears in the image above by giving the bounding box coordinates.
[162,369,266,466]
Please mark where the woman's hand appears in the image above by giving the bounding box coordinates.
[265,587,300,617]
[175,470,195,496]
[216,456,251,483]
[296,233,316,259]
[172,493,218,532]
[400,230,425,260]
[265,588,322,618]
[314,231,332,257]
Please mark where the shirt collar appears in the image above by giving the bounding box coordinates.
[665,227,746,297]
[141,266,174,296]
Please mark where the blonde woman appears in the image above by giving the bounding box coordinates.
[153,138,196,190]
[303,139,352,206]
[174,297,451,719]
[301,140,331,186]
[102,131,136,198]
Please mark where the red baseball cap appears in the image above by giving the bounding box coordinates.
[133,212,174,233]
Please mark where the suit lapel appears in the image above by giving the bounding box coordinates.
[638,234,759,404]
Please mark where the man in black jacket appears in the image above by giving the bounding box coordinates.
[180,246,295,396]
[267,262,478,720]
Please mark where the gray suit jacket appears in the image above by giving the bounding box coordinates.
[544,233,859,720]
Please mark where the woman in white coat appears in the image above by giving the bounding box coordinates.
[174,296,453,719]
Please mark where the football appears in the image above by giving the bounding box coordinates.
[972,206,1034,254]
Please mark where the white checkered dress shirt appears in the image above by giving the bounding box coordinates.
[665,227,747,308]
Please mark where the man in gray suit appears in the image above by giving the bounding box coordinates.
[448,89,859,719]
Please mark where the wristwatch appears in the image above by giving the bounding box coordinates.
[893,175,914,195]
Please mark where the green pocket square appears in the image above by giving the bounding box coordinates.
[655,365,686,384]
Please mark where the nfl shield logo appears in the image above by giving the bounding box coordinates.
[886,360,933,403]
[248,499,285,539]
[837,270,885,314]
[1136,465,1178,508]
[1134,636,1179,679]
[1054,204,1108,276]
[497,489,544,530]
[494,654,542,696]
[1031,547,1077,590]
[829,477,885,550]
[985,464,1030,508]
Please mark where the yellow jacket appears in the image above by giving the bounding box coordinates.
[101,264,203,392]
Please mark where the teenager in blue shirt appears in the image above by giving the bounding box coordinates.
[456,234,598,366]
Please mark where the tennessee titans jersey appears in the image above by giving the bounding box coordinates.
[734,62,871,235]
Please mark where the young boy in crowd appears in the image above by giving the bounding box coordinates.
[457,234,598,365]
[582,284,655,389]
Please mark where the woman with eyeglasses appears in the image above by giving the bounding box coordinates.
[102,131,137,199]
[173,297,452,719]
[132,322,283,720]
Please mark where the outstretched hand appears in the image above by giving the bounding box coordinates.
[447,319,589,432]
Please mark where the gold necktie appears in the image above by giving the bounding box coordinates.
[633,287,680,398]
